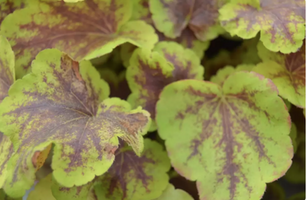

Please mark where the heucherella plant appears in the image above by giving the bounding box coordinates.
[0,0,305,200]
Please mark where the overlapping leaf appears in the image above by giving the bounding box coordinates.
[0,49,151,198]
[0,189,21,200]
[28,174,96,200]
[153,184,193,200]
[288,192,306,200]
[156,71,293,200]
[262,182,285,200]
[210,64,254,86]
[1,0,158,78]
[253,42,305,108]
[94,139,171,200]
[127,42,204,130]
[149,0,226,41]
[0,0,25,24]
[219,0,305,53]
[0,35,15,189]
[98,69,131,100]
[284,141,305,184]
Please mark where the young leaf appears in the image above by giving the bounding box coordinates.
[253,42,305,108]
[156,71,293,200]
[288,192,306,200]
[1,0,158,78]
[127,42,204,131]
[0,0,25,24]
[0,35,15,189]
[0,49,151,198]
[284,141,305,184]
[219,0,305,53]
[28,173,97,200]
[94,139,171,200]
[98,69,131,100]
[0,189,21,200]
[149,0,226,41]
[210,64,254,86]
[153,184,193,200]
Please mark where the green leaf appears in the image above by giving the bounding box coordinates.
[149,0,226,41]
[0,189,21,200]
[0,49,151,198]
[289,123,298,153]
[98,69,131,100]
[28,173,96,200]
[1,0,158,78]
[0,0,25,24]
[219,0,305,53]
[253,42,305,108]
[262,182,285,200]
[284,141,305,184]
[156,71,293,200]
[210,64,254,86]
[153,184,193,200]
[94,139,171,200]
[288,192,306,200]
[127,42,204,131]
[0,35,15,189]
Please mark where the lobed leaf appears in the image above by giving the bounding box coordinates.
[153,184,193,200]
[1,0,158,78]
[156,71,293,200]
[0,0,25,24]
[0,189,21,200]
[253,42,305,108]
[219,0,305,53]
[149,0,226,41]
[0,49,151,197]
[0,35,15,189]
[210,64,254,86]
[127,42,204,131]
[94,139,171,200]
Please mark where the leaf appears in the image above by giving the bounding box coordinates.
[210,64,254,86]
[0,35,15,189]
[32,144,52,171]
[253,42,305,108]
[0,0,25,24]
[262,182,285,200]
[219,0,305,53]
[28,173,97,200]
[153,184,193,200]
[94,139,171,200]
[156,71,293,200]
[288,192,306,200]
[127,42,204,131]
[0,49,151,197]
[64,0,84,2]
[1,0,158,78]
[0,189,21,200]
[149,0,226,41]
[98,69,131,100]
[284,141,305,184]
[289,123,298,153]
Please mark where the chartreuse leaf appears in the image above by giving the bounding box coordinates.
[288,192,305,200]
[94,139,171,200]
[153,184,193,200]
[0,0,25,24]
[0,35,15,189]
[156,71,293,200]
[289,123,298,153]
[219,0,305,53]
[149,0,226,41]
[0,189,21,200]
[28,173,96,200]
[210,64,254,86]
[284,141,305,184]
[64,0,84,2]
[127,42,204,131]
[1,0,158,78]
[0,49,151,198]
[253,42,305,108]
